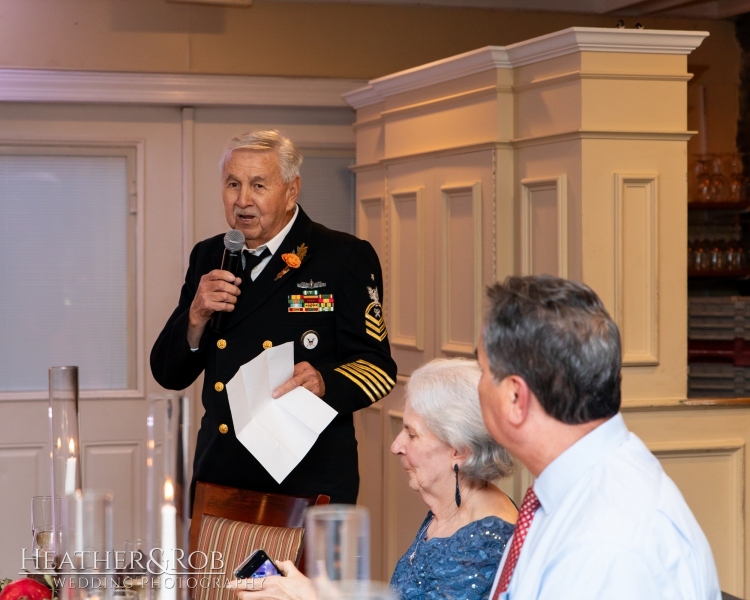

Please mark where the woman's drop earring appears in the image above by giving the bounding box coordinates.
[453,464,461,507]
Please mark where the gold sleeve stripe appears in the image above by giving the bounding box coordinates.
[366,329,388,342]
[356,360,396,386]
[339,364,383,399]
[349,361,392,392]
[334,367,376,403]
[366,320,387,333]
[347,364,388,396]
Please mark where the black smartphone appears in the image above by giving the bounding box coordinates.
[233,549,282,579]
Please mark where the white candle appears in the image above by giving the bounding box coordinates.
[160,479,177,600]
[65,457,77,495]
[65,438,78,495]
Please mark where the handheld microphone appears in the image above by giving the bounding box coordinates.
[211,229,245,333]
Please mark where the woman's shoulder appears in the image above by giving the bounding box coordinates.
[455,515,515,546]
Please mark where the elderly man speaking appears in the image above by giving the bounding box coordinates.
[151,130,397,504]
[477,275,720,599]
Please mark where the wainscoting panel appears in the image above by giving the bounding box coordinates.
[0,444,48,574]
[520,175,568,277]
[651,440,745,597]
[614,173,659,366]
[440,183,482,356]
[84,442,142,550]
[389,188,425,351]
[357,196,386,263]
[353,404,385,580]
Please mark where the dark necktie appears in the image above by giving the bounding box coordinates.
[493,486,541,598]
[243,247,271,284]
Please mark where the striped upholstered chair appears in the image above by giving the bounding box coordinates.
[189,481,329,600]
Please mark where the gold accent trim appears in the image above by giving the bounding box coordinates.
[366,318,387,332]
[349,361,393,392]
[339,364,383,399]
[334,367,376,403]
[356,360,396,386]
[347,364,388,396]
[366,329,388,342]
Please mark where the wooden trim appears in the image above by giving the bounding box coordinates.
[389,188,425,351]
[439,183,483,356]
[512,69,693,93]
[0,69,364,108]
[520,175,568,278]
[512,129,694,148]
[614,173,659,366]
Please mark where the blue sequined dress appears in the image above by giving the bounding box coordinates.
[389,512,514,600]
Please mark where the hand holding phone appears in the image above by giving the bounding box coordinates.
[234,549,282,580]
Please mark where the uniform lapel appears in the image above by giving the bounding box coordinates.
[224,206,314,331]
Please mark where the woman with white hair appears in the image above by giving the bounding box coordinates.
[231,358,518,600]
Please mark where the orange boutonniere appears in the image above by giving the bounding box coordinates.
[275,243,308,280]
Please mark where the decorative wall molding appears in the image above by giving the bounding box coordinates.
[350,141,512,172]
[343,47,512,109]
[506,27,709,67]
[389,188,425,351]
[344,28,707,109]
[512,129,694,148]
[648,439,745,595]
[440,183,483,356]
[614,173,659,366]
[520,175,568,278]
[380,85,511,121]
[0,69,365,108]
[512,70,693,93]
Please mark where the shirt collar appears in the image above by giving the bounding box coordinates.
[244,204,299,256]
[534,413,629,515]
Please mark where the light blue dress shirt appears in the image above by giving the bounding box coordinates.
[489,413,721,600]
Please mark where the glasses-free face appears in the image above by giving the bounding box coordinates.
[222,149,299,249]
[390,403,457,496]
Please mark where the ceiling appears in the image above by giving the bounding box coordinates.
[263,0,750,19]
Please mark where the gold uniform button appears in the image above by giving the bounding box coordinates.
[262,340,273,350]
[214,382,224,392]
[218,424,228,434]
[217,339,227,350]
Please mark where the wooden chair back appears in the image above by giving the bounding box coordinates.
[189,481,329,574]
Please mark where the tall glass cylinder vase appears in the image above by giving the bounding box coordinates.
[49,366,82,562]
[146,395,189,600]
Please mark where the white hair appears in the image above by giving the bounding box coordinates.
[406,358,514,483]
[219,130,303,184]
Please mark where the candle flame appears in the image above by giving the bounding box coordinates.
[164,478,174,503]
[68,438,76,454]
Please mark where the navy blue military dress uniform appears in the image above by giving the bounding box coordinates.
[150,205,397,504]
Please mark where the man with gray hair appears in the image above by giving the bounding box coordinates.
[477,275,720,599]
[151,130,397,504]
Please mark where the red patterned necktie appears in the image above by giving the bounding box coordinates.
[492,486,541,598]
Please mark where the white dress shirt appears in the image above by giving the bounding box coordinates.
[489,413,721,600]
[242,204,299,280]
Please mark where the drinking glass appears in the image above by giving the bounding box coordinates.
[305,505,370,594]
[693,157,711,202]
[728,155,745,202]
[708,156,728,202]
[31,496,59,568]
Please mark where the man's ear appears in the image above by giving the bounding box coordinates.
[506,375,532,426]
[286,176,300,207]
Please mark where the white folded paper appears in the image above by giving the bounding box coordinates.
[226,341,337,483]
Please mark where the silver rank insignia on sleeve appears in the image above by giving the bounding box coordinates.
[365,286,387,341]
